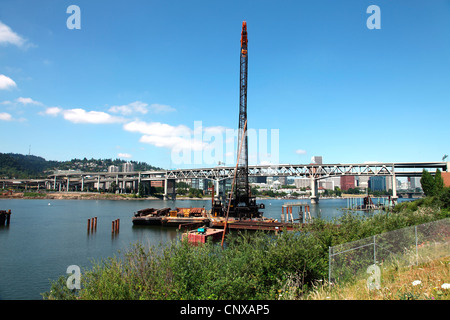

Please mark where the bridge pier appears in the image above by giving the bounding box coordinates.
[392,172,398,203]
[163,178,176,200]
[213,180,220,201]
[310,178,319,204]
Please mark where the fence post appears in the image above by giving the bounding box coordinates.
[328,246,331,287]
[373,235,376,265]
[415,225,418,265]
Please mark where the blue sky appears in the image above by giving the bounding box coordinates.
[0,0,449,169]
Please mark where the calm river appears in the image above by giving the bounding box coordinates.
[0,197,411,300]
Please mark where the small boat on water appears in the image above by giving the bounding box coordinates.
[182,227,224,244]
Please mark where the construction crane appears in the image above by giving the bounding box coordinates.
[227,21,264,219]
[211,21,264,219]
[235,21,249,206]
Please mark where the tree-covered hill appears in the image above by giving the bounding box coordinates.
[0,153,163,179]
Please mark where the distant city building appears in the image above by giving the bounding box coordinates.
[294,178,310,189]
[249,176,267,184]
[122,162,135,172]
[278,176,287,186]
[385,176,393,191]
[356,176,369,189]
[319,179,335,190]
[340,175,355,191]
[191,178,209,192]
[369,176,386,192]
[108,165,119,173]
[311,156,323,164]
[409,177,422,190]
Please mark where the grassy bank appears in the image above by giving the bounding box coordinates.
[42,192,450,300]
[305,256,450,300]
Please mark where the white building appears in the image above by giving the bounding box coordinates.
[122,162,135,172]
[294,178,310,189]
[108,165,119,173]
[311,156,323,164]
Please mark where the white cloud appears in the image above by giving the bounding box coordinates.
[0,112,12,121]
[16,97,43,106]
[149,103,175,113]
[124,120,191,137]
[109,101,176,115]
[42,107,63,116]
[0,21,27,47]
[40,105,125,124]
[124,120,209,151]
[0,74,17,90]
[62,108,125,124]
[117,153,132,159]
[295,149,307,155]
[109,101,149,115]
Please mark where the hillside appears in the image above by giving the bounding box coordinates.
[0,153,163,179]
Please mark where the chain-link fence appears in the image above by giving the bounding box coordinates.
[329,218,450,286]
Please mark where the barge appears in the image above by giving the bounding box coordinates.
[132,207,170,226]
[132,207,209,228]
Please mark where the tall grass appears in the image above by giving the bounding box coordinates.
[42,199,450,300]
[304,256,450,300]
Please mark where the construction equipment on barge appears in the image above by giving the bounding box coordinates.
[132,22,306,234]
[132,207,209,227]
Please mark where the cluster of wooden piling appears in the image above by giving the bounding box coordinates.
[87,217,97,232]
[281,203,312,223]
[86,217,120,234]
[112,219,120,234]
[0,210,11,226]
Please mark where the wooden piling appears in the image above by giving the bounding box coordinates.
[6,209,11,226]
[87,218,91,232]
[112,220,115,233]
[116,219,120,232]
[94,217,97,231]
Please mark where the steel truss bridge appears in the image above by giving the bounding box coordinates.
[163,162,448,180]
[2,161,448,202]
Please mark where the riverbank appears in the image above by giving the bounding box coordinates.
[0,191,415,202]
[0,191,157,201]
[0,191,221,201]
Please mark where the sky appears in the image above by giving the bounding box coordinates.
[0,0,449,169]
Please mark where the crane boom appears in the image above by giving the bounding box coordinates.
[212,21,264,220]
[236,21,249,205]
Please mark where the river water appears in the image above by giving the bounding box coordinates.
[0,197,410,300]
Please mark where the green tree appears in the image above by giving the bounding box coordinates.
[138,182,145,197]
[434,169,444,196]
[420,169,435,197]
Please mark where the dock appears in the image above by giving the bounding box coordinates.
[344,195,396,211]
